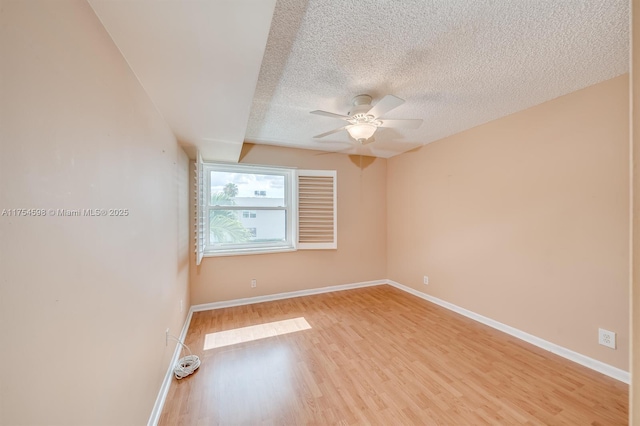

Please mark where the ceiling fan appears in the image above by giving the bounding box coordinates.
[311,94,423,144]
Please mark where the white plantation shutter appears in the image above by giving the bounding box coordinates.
[194,153,205,265]
[296,170,337,249]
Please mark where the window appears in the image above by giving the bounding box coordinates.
[203,163,293,255]
[195,160,337,261]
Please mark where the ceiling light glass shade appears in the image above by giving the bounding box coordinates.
[347,123,377,141]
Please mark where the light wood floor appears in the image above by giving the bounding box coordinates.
[159,285,628,425]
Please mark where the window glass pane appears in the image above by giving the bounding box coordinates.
[209,210,248,244]
[210,171,285,207]
[210,210,286,245]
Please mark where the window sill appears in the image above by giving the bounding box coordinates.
[203,245,296,258]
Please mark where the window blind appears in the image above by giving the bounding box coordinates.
[296,170,337,250]
[194,153,205,265]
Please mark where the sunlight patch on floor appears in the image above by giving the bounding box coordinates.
[203,317,311,350]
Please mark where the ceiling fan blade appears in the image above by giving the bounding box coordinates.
[313,126,347,139]
[379,119,423,129]
[366,95,405,118]
[310,110,350,120]
[361,136,376,145]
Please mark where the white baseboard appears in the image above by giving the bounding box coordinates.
[385,279,630,384]
[191,279,387,312]
[147,308,195,426]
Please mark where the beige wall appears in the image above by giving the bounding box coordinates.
[632,0,639,423]
[190,144,387,304]
[387,75,630,370]
[0,1,631,423]
[0,1,189,425]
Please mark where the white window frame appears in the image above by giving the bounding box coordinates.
[194,157,337,263]
[203,162,296,257]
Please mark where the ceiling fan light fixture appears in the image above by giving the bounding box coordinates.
[347,123,377,142]
[311,94,422,144]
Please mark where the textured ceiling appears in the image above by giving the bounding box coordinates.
[246,0,629,158]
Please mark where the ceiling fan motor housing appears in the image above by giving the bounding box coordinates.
[348,94,382,129]
[349,94,373,115]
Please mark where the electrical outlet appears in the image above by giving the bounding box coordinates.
[251,279,257,288]
[423,276,429,285]
[165,328,169,347]
[598,328,616,349]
